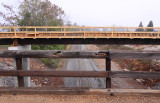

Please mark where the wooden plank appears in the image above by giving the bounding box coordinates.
[90,89,160,97]
[0,50,108,58]
[109,71,160,79]
[106,57,111,88]
[110,50,160,59]
[1,70,158,79]
[0,87,160,96]
[0,87,89,95]
[0,70,108,77]
[2,50,160,59]
[15,58,24,87]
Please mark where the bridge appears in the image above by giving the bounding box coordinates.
[0,26,160,45]
[1,26,160,98]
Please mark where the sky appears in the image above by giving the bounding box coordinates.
[0,0,160,27]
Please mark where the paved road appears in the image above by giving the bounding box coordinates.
[63,45,106,88]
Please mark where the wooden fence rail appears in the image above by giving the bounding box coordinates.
[0,70,160,79]
[1,50,160,59]
[0,50,160,88]
[0,70,108,77]
[0,50,108,58]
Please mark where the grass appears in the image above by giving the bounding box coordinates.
[41,58,59,69]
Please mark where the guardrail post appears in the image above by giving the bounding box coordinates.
[84,27,86,38]
[14,27,17,37]
[16,58,24,87]
[35,27,36,38]
[158,28,160,38]
[111,27,113,37]
[106,52,111,88]
[130,27,132,37]
[64,27,66,38]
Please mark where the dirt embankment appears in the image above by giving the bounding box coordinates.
[88,45,160,89]
[0,57,63,87]
[87,45,146,89]
[120,45,160,88]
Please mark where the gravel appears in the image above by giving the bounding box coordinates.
[0,62,18,87]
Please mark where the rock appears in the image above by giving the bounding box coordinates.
[123,69,129,71]
[136,79,144,83]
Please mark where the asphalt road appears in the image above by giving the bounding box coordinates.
[63,45,106,88]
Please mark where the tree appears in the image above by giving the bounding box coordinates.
[0,0,67,68]
[0,0,65,26]
[136,22,144,32]
[146,21,154,32]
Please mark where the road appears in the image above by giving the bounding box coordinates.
[63,45,146,89]
[63,45,106,88]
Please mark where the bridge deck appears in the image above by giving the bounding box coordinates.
[0,26,159,39]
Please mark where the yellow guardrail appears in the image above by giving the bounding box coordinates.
[0,26,159,39]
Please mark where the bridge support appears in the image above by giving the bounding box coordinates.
[8,45,31,87]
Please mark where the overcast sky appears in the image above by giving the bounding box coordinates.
[0,0,160,27]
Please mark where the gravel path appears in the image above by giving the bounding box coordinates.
[63,45,106,88]
[63,45,145,89]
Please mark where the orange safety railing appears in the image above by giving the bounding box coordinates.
[0,26,159,39]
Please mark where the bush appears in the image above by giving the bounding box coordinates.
[32,45,65,50]
[32,45,65,69]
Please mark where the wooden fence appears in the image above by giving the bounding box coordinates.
[0,50,160,88]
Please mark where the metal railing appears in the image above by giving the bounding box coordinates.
[0,26,159,38]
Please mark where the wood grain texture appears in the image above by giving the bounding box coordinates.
[0,70,108,77]
[0,70,159,79]
[0,87,160,96]
[1,50,160,59]
[109,71,160,79]
[106,57,111,88]
[16,58,24,87]
[0,50,108,58]
[109,50,160,59]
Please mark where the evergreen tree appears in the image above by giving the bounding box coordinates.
[136,22,144,32]
[146,21,154,32]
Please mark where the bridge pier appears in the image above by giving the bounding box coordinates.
[8,45,31,87]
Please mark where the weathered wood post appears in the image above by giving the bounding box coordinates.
[106,52,111,88]
[16,58,24,87]
[8,45,31,87]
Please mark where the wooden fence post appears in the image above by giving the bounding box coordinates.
[16,58,24,87]
[106,52,111,88]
